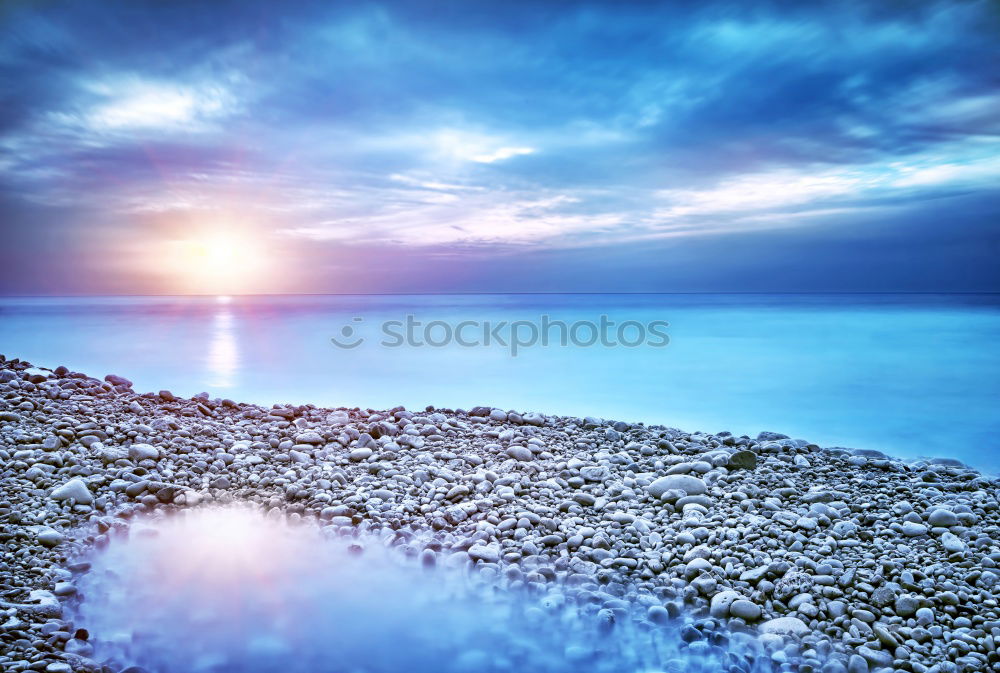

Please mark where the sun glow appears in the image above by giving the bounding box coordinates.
[163,230,267,293]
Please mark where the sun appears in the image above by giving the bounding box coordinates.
[164,230,267,293]
[190,235,242,267]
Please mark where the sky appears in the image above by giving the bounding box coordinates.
[1,0,999,294]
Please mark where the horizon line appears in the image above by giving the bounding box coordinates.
[2,291,1000,298]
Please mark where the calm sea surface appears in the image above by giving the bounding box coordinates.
[1,294,997,471]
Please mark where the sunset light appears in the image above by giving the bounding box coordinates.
[163,231,267,293]
[2,3,999,673]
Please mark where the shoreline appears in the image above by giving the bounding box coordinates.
[1,354,998,672]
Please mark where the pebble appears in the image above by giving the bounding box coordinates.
[506,446,533,461]
[0,354,996,673]
[730,599,762,621]
[646,474,707,498]
[50,478,93,504]
[129,443,160,461]
[926,508,958,526]
[940,531,966,553]
[710,590,741,618]
[349,448,373,461]
[728,450,757,470]
[759,616,810,636]
[894,595,919,618]
[468,544,500,563]
[847,654,869,673]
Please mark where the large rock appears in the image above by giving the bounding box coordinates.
[98,445,129,464]
[759,616,810,636]
[728,450,757,470]
[709,590,741,618]
[24,367,51,384]
[940,532,967,553]
[104,374,133,388]
[326,410,350,425]
[349,447,373,461]
[521,412,545,426]
[926,509,958,527]
[37,528,65,547]
[506,446,533,461]
[468,544,500,563]
[294,431,324,445]
[774,571,813,600]
[894,594,919,617]
[730,599,762,621]
[50,478,93,505]
[647,474,707,498]
[129,443,159,461]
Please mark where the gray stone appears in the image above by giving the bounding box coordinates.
[129,443,160,461]
[926,508,958,527]
[104,373,133,387]
[646,474,707,498]
[349,447,373,461]
[759,616,810,636]
[847,654,869,673]
[940,531,966,553]
[728,450,757,470]
[729,599,761,620]
[858,646,893,668]
[506,446,533,461]
[895,594,919,617]
[774,571,813,601]
[709,590,741,618]
[468,544,500,563]
[796,516,819,531]
[50,478,93,505]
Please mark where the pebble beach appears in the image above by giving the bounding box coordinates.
[1,354,999,673]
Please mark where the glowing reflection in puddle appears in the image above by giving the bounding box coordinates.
[72,507,773,673]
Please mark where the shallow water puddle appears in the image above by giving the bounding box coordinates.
[70,507,771,673]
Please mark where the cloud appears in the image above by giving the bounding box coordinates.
[471,147,535,163]
[650,143,1000,228]
[73,76,238,131]
[0,0,999,292]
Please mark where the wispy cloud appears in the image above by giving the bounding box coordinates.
[72,76,238,132]
[471,146,535,163]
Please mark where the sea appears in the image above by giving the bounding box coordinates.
[1,293,997,471]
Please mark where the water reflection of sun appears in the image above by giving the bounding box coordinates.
[207,304,238,388]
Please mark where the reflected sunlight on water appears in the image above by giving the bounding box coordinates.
[70,507,775,673]
[206,305,238,388]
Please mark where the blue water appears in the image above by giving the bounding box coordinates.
[1,293,998,471]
